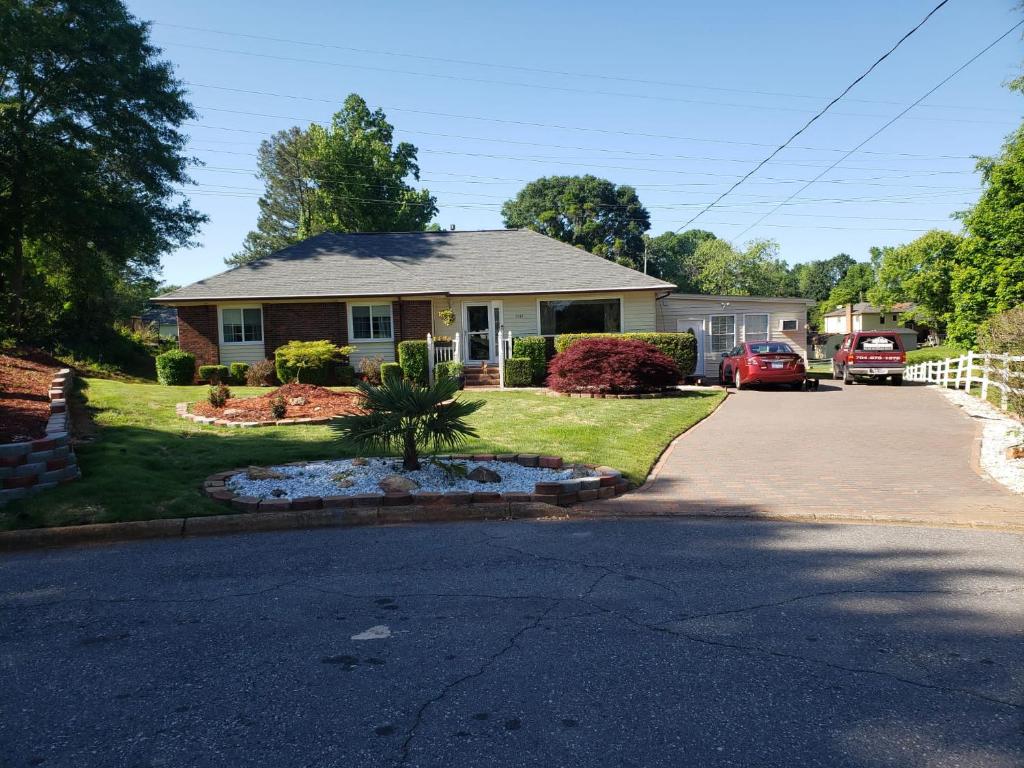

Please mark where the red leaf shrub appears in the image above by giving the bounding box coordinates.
[547,338,681,394]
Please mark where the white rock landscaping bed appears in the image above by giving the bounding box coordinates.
[228,457,574,500]
[937,387,1024,494]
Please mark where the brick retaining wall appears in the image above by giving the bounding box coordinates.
[0,368,80,506]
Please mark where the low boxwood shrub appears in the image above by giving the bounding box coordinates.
[435,360,463,387]
[513,335,548,384]
[337,364,355,386]
[198,364,230,384]
[398,340,428,386]
[548,338,681,394]
[504,357,534,387]
[208,384,231,408]
[155,349,195,385]
[245,359,276,386]
[274,340,355,384]
[381,362,403,385]
[554,332,697,378]
[229,362,249,384]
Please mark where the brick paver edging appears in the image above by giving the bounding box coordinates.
[202,454,630,512]
[0,367,80,507]
[545,389,685,400]
[176,402,337,428]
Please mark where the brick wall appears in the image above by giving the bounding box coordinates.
[263,302,348,356]
[177,305,219,369]
[393,299,432,353]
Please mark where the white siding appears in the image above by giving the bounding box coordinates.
[349,341,395,366]
[218,342,266,366]
[657,295,810,379]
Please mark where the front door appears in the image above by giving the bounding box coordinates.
[678,317,705,378]
[465,303,492,362]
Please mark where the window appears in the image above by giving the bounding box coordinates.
[878,314,886,325]
[710,315,735,354]
[539,298,621,335]
[221,307,262,344]
[749,342,793,355]
[743,313,769,341]
[350,303,393,341]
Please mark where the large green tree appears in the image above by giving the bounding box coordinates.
[693,238,797,296]
[0,0,204,342]
[501,175,650,269]
[792,253,856,302]
[643,229,716,290]
[868,229,961,331]
[229,95,437,266]
[947,80,1024,346]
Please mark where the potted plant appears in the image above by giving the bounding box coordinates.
[437,307,456,327]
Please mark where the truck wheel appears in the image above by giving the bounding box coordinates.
[734,369,744,391]
[890,375,903,386]
[843,365,854,385]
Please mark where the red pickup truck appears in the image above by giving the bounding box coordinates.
[832,331,906,386]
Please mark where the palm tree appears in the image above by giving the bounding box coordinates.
[331,378,484,471]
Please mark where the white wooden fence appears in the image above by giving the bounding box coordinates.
[905,351,1024,413]
[426,333,459,385]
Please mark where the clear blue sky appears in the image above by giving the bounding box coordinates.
[125,0,1024,287]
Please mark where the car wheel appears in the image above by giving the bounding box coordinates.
[843,365,854,385]
[890,375,903,386]
[734,368,744,391]
[791,380,804,391]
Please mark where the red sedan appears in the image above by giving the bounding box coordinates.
[719,341,806,390]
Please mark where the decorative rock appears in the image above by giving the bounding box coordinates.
[352,457,368,466]
[246,466,287,481]
[378,474,419,493]
[466,466,502,484]
[332,476,355,489]
[270,488,287,498]
[289,396,307,406]
[223,408,243,417]
[1006,445,1024,460]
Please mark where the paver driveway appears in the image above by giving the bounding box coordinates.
[600,380,1024,527]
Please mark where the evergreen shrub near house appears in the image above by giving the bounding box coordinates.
[398,340,429,386]
[245,359,276,387]
[207,384,231,408]
[548,338,681,394]
[229,362,249,385]
[512,335,548,384]
[270,395,287,419]
[554,332,697,378]
[503,357,534,388]
[381,362,404,385]
[274,340,355,385]
[434,360,463,387]
[198,364,230,384]
[155,349,195,385]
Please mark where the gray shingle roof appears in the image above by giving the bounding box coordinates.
[822,301,915,318]
[155,230,674,302]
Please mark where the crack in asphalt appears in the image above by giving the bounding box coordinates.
[396,571,610,765]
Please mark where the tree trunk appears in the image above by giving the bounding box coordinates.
[402,429,420,471]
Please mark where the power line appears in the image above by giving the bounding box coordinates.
[734,19,1024,239]
[673,0,952,233]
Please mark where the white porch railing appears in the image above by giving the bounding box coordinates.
[426,332,460,385]
[905,351,1024,413]
[496,328,512,390]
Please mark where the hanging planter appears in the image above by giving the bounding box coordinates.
[437,307,456,327]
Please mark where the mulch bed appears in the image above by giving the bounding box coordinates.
[0,353,61,444]
[190,383,364,422]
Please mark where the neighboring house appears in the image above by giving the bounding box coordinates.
[657,294,813,381]
[136,306,178,339]
[821,302,916,334]
[153,230,674,372]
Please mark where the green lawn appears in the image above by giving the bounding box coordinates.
[906,345,966,365]
[1,380,724,530]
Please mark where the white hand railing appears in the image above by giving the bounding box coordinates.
[427,332,461,385]
[905,350,1024,413]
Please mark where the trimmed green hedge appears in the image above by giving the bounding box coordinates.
[155,349,195,386]
[435,360,463,386]
[398,340,428,386]
[554,332,697,377]
[229,362,249,384]
[504,357,534,388]
[381,362,403,385]
[513,335,548,385]
[198,364,230,384]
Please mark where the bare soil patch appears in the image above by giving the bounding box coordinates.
[190,383,364,422]
[0,353,60,444]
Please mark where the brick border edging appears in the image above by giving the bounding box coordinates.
[0,367,80,507]
[176,402,338,428]
[202,454,630,512]
[544,389,686,400]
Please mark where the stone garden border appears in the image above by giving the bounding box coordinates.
[176,402,335,428]
[0,367,80,507]
[201,454,630,512]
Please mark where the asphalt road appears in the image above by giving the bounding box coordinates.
[2,520,1022,768]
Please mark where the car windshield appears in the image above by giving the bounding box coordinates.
[748,342,793,355]
[855,335,900,351]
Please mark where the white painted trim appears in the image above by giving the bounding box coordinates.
[709,314,737,354]
[348,301,395,343]
[218,305,264,345]
[535,295,624,337]
[462,300,503,364]
[742,313,770,342]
